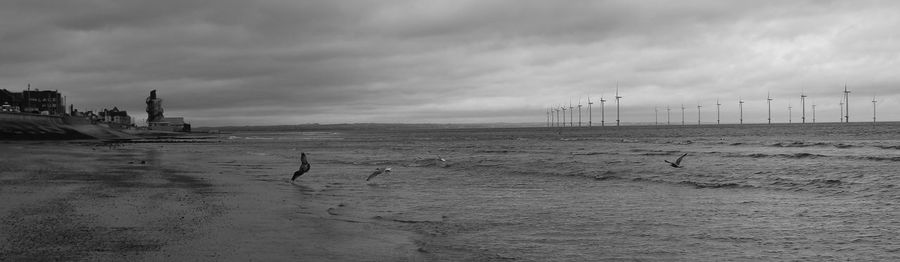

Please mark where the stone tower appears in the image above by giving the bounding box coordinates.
[145,90,164,123]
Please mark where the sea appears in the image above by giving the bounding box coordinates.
[213,122,900,261]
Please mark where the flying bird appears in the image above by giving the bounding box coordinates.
[665,153,688,168]
[366,167,391,181]
[291,152,311,181]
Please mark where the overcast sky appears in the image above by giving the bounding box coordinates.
[2,0,899,126]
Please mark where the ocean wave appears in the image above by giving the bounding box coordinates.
[786,153,826,158]
[769,141,831,148]
[727,152,827,159]
[677,180,749,189]
[852,156,900,162]
[806,178,844,187]
[767,178,850,192]
[629,177,756,190]
[592,170,620,181]
[571,151,611,156]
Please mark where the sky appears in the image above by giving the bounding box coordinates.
[2,0,899,126]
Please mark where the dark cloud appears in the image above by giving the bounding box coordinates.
[1,0,899,126]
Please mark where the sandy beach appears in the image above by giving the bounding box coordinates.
[4,124,900,261]
[0,140,429,261]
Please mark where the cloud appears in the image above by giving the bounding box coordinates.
[1,0,899,126]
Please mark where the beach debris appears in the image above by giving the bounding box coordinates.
[291,152,311,181]
[366,167,391,181]
[665,153,688,168]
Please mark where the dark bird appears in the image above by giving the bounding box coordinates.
[366,167,391,181]
[665,153,688,168]
[291,152,311,181]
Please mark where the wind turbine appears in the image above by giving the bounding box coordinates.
[872,95,877,125]
[767,92,773,124]
[553,107,558,127]
[666,105,671,125]
[681,104,686,126]
[716,98,721,125]
[801,92,807,124]
[561,105,567,127]
[615,85,622,127]
[654,106,659,126]
[812,103,816,123]
[577,99,583,127]
[569,100,574,127]
[788,103,792,124]
[547,107,551,127]
[697,103,702,126]
[843,84,851,123]
[553,107,559,127]
[587,96,593,127]
[839,97,844,123]
[739,98,744,125]
[600,95,607,127]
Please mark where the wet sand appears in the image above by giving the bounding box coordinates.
[0,141,427,261]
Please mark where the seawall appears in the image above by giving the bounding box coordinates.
[0,112,135,140]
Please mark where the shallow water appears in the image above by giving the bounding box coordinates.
[202,122,900,260]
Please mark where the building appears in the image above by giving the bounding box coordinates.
[99,107,133,128]
[0,88,65,115]
[145,90,190,132]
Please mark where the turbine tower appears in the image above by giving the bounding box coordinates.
[839,98,844,123]
[681,104,686,126]
[654,107,659,126]
[812,103,816,123]
[697,103,702,126]
[569,101,574,127]
[577,99,583,127]
[739,98,744,125]
[716,98,721,125]
[767,92,773,124]
[561,105,567,127]
[600,95,607,127]
[551,106,556,127]
[552,107,557,127]
[801,92,807,124]
[615,86,622,127]
[666,105,671,125]
[547,107,551,127]
[872,95,877,125]
[556,106,561,127]
[587,97,593,127]
[843,85,851,123]
[788,104,792,124]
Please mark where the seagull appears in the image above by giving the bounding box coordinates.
[366,167,391,181]
[291,152,311,181]
[665,153,688,168]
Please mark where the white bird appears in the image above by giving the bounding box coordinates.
[665,153,688,168]
[366,167,391,181]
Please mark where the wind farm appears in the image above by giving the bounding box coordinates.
[543,85,888,127]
